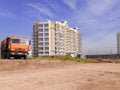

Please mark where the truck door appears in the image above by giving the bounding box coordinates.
[6,38,10,51]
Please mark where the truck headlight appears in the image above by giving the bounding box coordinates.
[11,52,15,55]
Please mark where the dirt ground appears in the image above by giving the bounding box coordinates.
[0,59,120,90]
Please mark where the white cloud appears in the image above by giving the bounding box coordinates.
[86,0,119,15]
[44,0,59,10]
[68,0,120,54]
[63,0,78,10]
[26,3,53,17]
[0,8,15,18]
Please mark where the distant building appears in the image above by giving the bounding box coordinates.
[32,20,82,57]
[117,32,120,54]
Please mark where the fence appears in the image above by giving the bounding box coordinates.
[86,54,120,59]
[84,48,120,59]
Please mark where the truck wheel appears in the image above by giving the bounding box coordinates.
[7,53,10,59]
[24,56,27,59]
[1,52,6,59]
[1,55,5,59]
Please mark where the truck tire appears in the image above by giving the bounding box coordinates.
[1,55,5,59]
[7,53,10,59]
[24,56,27,59]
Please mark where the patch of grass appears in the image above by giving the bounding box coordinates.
[57,56,90,63]
[31,56,53,60]
[30,56,90,63]
[76,58,90,63]
[59,56,75,61]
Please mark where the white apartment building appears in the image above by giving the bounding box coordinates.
[33,20,81,57]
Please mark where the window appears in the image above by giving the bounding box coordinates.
[45,47,49,50]
[39,24,43,27]
[39,38,43,41]
[12,39,20,43]
[38,29,43,32]
[45,33,49,36]
[39,52,43,54]
[55,38,57,41]
[20,40,29,45]
[39,47,43,50]
[44,24,49,27]
[45,42,49,45]
[39,33,43,36]
[45,52,49,54]
[45,38,49,41]
[34,48,38,51]
[55,47,57,50]
[34,45,38,48]
[34,30,38,33]
[12,39,29,45]
[55,51,57,54]
[45,29,48,32]
[34,39,38,42]
[39,43,43,45]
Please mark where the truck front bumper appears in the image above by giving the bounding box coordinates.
[10,52,28,55]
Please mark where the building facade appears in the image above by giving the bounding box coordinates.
[117,32,120,54]
[33,20,81,57]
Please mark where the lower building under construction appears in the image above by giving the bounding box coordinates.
[33,20,81,57]
[117,32,120,54]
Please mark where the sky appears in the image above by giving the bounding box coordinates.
[0,0,120,54]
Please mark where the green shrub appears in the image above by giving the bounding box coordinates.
[31,56,90,63]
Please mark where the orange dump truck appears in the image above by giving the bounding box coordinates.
[1,36,30,59]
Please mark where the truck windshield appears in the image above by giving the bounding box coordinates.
[12,39,29,45]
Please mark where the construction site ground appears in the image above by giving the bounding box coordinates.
[0,59,120,90]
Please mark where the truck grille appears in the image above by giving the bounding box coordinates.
[15,48,24,51]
